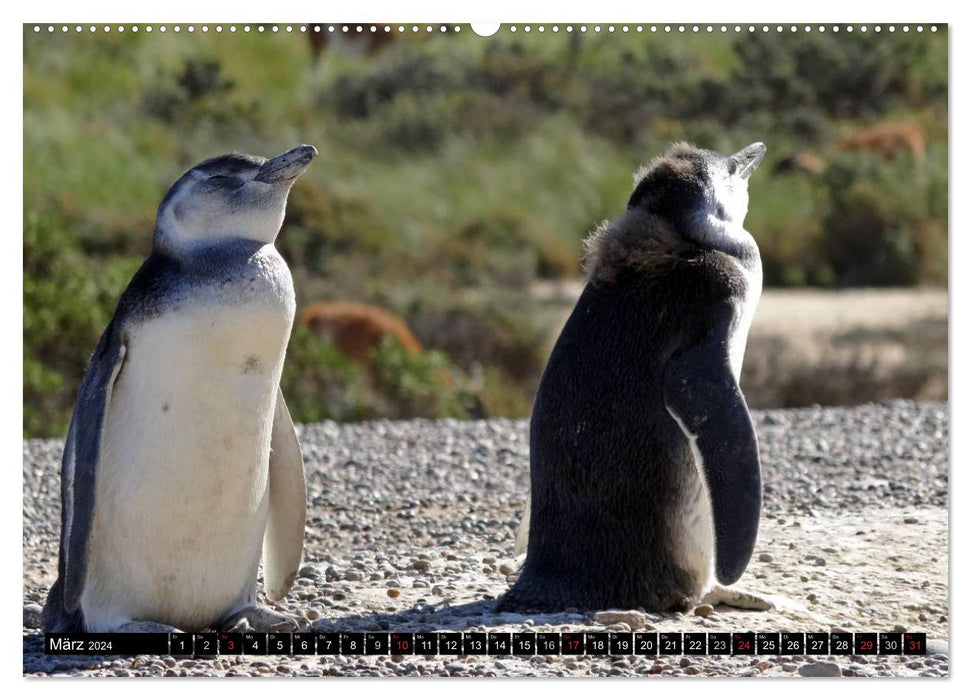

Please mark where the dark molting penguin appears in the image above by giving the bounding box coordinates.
[498,142,767,613]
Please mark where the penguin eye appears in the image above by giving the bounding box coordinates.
[727,160,738,176]
[203,175,243,189]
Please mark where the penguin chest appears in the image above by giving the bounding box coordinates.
[726,261,763,381]
[82,301,293,630]
[675,446,716,594]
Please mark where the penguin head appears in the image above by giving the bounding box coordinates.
[627,142,766,253]
[154,144,318,252]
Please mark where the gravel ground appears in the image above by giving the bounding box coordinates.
[23,400,949,678]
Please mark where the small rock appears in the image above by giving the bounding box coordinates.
[926,638,948,656]
[344,571,363,582]
[758,553,774,563]
[694,604,714,618]
[903,517,919,524]
[387,588,400,598]
[298,564,320,578]
[595,610,647,629]
[781,663,797,672]
[23,603,44,629]
[798,662,841,677]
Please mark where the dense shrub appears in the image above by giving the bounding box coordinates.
[142,56,263,130]
[23,214,140,437]
[818,152,946,286]
[281,326,476,424]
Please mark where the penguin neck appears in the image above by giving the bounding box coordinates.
[684,213,761,271]
[152,229,273,263]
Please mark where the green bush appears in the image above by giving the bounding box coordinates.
[371,335,476,419]
[818,151,947,286]
[280,325,372,424]
[23,213,141,437]
[281,325,476,424]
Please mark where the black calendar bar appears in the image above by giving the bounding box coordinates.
[45,633,169,655]
[44,631,930,657]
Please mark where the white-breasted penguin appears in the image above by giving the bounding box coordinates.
[499,142,769,613]
[42,145,317,633]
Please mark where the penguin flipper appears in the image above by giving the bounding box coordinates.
[262,387,306,602]
[50,322,127,629]
[663,309,761,586]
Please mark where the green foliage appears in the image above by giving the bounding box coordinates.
[23,213,140,437]
[22,28,948,435]
[280,325,372,424]
[141,56,265,132]
[281,326,475,424]
[818,151,947,286]
[371,335,476,419]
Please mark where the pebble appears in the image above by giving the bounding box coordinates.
[694,604,714,618]
[758,553,774,563]
[799,662,842,677]
[23,603,44,629]
[595,610,647,629]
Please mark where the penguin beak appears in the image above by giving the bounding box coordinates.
[255,144,318,184]
[732,142,767,180]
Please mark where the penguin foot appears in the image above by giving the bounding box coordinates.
[116,620,183,633]
[221,606,298,633]
[701,585,776,611]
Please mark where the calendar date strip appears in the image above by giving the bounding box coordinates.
[46,631,927,657]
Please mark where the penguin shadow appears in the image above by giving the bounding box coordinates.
[313,598,556,634]
[315,599,496,632]
[311,595,782,637]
